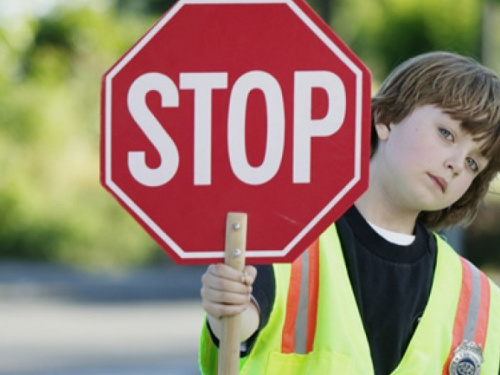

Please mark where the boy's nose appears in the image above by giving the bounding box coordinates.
[445,155,464,176]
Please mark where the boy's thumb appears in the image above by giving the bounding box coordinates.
[243,265,257,285]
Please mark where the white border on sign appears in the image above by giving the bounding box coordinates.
[104,0,365,260]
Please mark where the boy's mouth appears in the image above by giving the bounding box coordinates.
[428,173,447,193]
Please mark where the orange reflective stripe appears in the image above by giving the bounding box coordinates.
[306,239,319,353]
[282,254,302,354]
[281,240,320,354]
[474,271,490,345]
[456,258,473,344]
[442,257,491,374]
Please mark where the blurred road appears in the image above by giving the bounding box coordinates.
[0,262,205,375]
[2,261,498,375]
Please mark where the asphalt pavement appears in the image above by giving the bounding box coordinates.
[0,261,206,375]
[3,260,498,375]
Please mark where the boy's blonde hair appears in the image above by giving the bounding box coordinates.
[372,51,500,229]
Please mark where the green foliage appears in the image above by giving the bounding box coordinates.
[0,1,165,268]
[328,0,482,81]
[115,0,177,15]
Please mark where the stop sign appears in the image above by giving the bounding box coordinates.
[101,0,371,265]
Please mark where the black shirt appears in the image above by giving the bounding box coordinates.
[247,205,437,374]
[338,206,435,374]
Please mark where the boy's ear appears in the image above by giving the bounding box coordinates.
[375,122,391,141]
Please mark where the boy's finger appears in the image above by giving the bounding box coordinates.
[208,264,246,282]
[203,288,251,305]
[208,264,256,290]
[242,265,257,285]
[203,301,247,319]
[203,270,251,294]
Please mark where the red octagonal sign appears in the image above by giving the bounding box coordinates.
[101,0,371,265]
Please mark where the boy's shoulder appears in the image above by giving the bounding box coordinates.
[435,233,500,297]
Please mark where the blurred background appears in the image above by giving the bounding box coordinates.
[0,0,499,374]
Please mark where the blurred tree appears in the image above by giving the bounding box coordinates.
[482,0,500,72]
[328,0,482,80]
[308,0,335,22]
[115,0,176,15]
[0,2,164,268]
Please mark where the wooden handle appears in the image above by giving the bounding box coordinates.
[218,212,247,375]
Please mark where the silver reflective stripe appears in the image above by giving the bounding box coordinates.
[294,249,310,354]
[463,260,482,342]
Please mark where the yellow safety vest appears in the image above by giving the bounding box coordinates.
[199,223,500,374]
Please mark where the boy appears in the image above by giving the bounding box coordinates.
[199,51,500,374]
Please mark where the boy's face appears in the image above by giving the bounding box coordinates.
[373,105,488,213]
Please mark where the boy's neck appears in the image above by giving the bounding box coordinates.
[354,193,418,235]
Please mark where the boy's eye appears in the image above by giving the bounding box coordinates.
[466,157,479,172]
[439,128,454,141]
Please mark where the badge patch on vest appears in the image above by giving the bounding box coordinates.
[449,341,484,375]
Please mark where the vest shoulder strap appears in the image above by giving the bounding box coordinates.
[443,256,491,374]
[281,239,320,354]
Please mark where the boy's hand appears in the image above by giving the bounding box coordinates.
[201,264,257,319]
